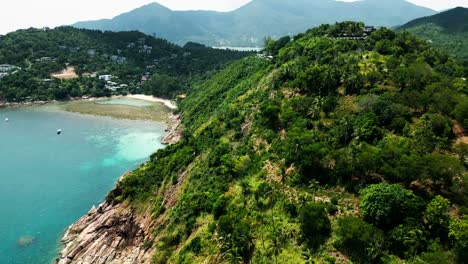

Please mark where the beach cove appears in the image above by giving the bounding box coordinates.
[0,96,174,264]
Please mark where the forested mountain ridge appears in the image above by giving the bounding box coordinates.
[398,7,468,60]
[106,22,468,263]
[73,0,435,46]
[0,27,249,102]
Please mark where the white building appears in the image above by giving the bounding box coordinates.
[98,75,113,81]
[0,64,16,72]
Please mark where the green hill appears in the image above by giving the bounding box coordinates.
[73,0,435,46]
[399,7,468,59]
[110,22,468,263]
[0,27,249,102]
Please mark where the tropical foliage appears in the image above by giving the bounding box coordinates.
[0,27,250,102]
[106,22,468,263]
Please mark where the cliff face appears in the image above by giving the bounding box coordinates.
[56,201,154,264]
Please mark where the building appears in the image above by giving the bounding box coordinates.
[106,83,128,92]
[140,45,153,54]
[98,75,113,81]
[0,64,16,72]
[36,57,55,62]
[0,72,8,79]
[69,47,81,52]
[331,25,377,40]
[87,49,96,56]
[363,26,376,33]
[110,56,127,63]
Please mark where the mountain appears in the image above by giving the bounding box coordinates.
[73,0,436,46]
[0,27,249,102]
[58,22,468,264]
[399,7,468,59]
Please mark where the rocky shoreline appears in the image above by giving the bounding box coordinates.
[55,200,154,264]
[55,110,182,264]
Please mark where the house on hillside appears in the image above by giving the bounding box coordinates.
[87,49,96,56]
[331,25,377,40]
[0,64,16,72]
[111,56,127,63]
[99,75,113,81]
[363,26,376,33]
[137,38,146,45]
[36,57,55,62]
[140,45,152,54]
[69,47,81,52]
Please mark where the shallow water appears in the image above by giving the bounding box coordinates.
[0,105,166,264]
[95,98,154,107]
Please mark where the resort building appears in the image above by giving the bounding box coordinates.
[98,75,113,81]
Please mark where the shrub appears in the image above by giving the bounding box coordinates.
[449,216,468,262]
[334,217,384,262]
[300,203,331,249]
[388,220,427,258]
[360,183,424,230]
[423,195,450,240]
[217,214,254,263]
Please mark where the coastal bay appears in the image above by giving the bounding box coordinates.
[0,99,171,264]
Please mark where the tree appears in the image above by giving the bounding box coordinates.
[334,217,384,263]
[449,216,468,262]
[217,214,254,263]
[300,203,331,249]
[360,183,423,230]
[389,220,427,259]
[453,100,468,128]
[423,195,450,239]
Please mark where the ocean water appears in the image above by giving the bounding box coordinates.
[0,104,166,264]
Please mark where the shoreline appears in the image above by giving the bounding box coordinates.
[123,94,177,110]
[0,94,177,110]
[1,94,182,144]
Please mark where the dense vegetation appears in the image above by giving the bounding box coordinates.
[399,7,468,60]
[0,27,249,102]
[73,0,435,47]
[109,22,468,263]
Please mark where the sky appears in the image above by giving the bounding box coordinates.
[0,0,467,35]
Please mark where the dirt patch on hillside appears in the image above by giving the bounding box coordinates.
[453,123,468,144]
[52,66,78,80]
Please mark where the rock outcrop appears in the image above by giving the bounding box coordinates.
[162,114,182,145]
[56,201,154,264]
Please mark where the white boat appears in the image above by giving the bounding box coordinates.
[4,118,8,122]
[57,129,62,135]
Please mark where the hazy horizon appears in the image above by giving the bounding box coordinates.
[0,0,467,35]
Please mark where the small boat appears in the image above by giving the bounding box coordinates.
[5,118,8,122]
[57,129,62,135]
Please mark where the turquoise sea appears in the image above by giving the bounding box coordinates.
[0,102,166,263]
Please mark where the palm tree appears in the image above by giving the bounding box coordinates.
[308,179,320,203]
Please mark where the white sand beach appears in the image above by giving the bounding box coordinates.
[125,94,177,110]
